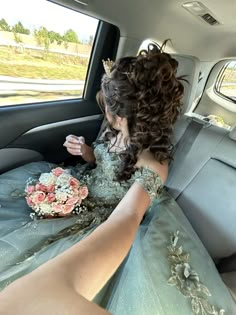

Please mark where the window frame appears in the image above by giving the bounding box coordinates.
[214,61,236,104]
[83,21,120,101]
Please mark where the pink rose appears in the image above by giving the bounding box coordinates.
[52,203,65,213]
[79,186,88,199]
[35,183,47,192]
[46,184,55,193]
[26,185,35,194]
[32,191,46,204]
[66,197,80,206]
[63,204,74,214]
[45,193,56,203]
[69,177,80,188]
[52,203,73,216]
[26,196,33,206]
[52,167,65,177]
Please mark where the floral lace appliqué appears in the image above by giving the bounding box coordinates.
[167,231,225,315]
[133,167,163,202]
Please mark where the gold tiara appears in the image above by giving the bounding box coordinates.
[102,58,114,77]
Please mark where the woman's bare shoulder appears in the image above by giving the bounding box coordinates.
[136,150,168,184]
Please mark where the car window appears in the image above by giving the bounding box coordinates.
[0,0,99,106]
[215,61,236,103]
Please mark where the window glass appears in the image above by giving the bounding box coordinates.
[215,61,236,102]
[0,0,98,106]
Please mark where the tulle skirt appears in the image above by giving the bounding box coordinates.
[0,162,235,314]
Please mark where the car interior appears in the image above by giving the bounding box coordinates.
[0,0,235,306]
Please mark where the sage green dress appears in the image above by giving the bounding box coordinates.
[0,142,235,314]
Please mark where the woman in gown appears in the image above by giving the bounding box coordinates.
[0,44,235,314]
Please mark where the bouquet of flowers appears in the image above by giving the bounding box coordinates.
[25,167,88,218]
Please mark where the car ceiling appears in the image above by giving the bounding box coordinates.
[53,0,236,61]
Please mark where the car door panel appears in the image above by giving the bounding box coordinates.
[9,113,103,162]
[0,99,103,172]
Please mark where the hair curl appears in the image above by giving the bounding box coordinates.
[97,41,185,182]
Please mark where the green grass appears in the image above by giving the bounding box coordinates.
[0,47,89,80]
[0,63,87,80]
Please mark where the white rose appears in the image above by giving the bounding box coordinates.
[55,191,68,202]
[39,173,56,186]
[56,173,71,187]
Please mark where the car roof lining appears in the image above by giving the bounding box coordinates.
[51,0,236,61]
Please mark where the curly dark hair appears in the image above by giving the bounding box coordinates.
[97,42,185,182]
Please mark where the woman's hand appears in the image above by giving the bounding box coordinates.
[63,134,86,156]
[63,134,96,163]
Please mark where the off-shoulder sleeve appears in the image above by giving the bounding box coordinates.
[133,166,164,202]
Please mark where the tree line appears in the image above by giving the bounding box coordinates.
[0,18,87,45]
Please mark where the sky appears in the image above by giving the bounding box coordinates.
[0,0,98,41]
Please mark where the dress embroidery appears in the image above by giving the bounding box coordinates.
[167,231,225,315]
[133,167,163,202]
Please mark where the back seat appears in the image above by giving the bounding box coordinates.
[166,118,236,300]
[167,119,236,261]
[167,54,236,300]
[168,53,236,261]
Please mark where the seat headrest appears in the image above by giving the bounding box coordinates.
[172,54,200,113]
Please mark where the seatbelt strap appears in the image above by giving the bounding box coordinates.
[173,120,204,157]
[168,120,203,176]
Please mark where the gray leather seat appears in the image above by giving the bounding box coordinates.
[166,54,236,301]
[167,54,236,261]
